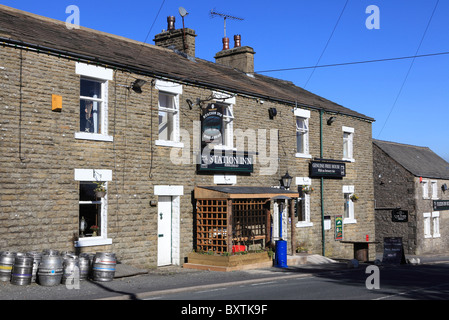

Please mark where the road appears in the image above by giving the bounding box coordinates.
[140,262,449,300]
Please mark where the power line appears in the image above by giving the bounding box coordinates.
[255,51,449,73]
[377,0,440,138]
[304,0,349,88]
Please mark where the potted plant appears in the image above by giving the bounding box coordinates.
[93,181,106,198]
[350,194,359,202]
[301,185,314,194]
[90,225,99,236]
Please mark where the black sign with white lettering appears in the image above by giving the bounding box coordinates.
[382,237,406,265]
[309,161,346,178]
[433,200,449,211]
[391,209,408,222]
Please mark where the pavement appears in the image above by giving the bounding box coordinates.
[1,252,449,300]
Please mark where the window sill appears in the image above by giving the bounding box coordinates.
[75,132,113,142]
[296,221,313,228]
[342,157,355,163]
[343,218,357,224]
[213,145,236,151]
[295,153,312,159]
[74,237,112,247]
[155,140,184,148]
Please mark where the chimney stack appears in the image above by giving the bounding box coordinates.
[153,16,197,57]
[214,35,255,74]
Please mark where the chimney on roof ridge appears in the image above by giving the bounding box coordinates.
[214,34,255,74]
[153,16,197,57]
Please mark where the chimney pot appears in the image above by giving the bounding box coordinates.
[167,16,175,31]
[234,35,241,48]
[222,37,230,50]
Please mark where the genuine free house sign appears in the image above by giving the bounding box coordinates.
[310,160,346,178]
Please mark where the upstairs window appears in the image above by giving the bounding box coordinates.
[155,80,183,148]
[75,62,113,142]
[294,109,311,158]
[80,78,105,134]
[342,126,354,162]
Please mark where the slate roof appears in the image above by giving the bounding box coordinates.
[373,139,449,180]
[0,5,374,121]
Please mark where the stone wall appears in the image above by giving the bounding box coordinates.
[0,45,376,266]
[373,143,417,254]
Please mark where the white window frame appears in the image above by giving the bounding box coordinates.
[74,168,112,247]
[342,126,355,162]
[432,212,441,238]
[423,212,432,238]
[422,180,429,199]
[155,80,183,148]
[343,185,357,224]
[75,62,113,142]
[295,177,313,227]
[294,109,311,159]
[212,91,235,151]
[431,180,438,199]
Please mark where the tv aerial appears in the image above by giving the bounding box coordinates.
[210,9,244,37]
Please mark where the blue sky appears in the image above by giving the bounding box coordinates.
[3,0,449,161]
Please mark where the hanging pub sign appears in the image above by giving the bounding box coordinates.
[391,209,408,222]
[197,149,254,173]
[201,103,223,146]
[310,160,346,178]
[433,200,449,211]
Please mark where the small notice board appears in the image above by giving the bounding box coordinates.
[382,237,406,265]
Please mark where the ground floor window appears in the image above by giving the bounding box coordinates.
[79,182,104,237]
[74,169,112,247]
[343,185,356,224]
[424,212,440,238]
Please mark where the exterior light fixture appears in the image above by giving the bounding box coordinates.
[442,183,448,192]
[269,108,277,119]
[327,116,336,125]
[281,171,293,190]
[131,79,147,94]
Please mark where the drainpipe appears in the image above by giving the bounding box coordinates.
[320,110,325,256]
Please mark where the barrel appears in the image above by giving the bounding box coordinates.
[11,255,34,286]
[78,254,91,281]
[61,255,79,285]
[27,251,42,283]
[274,240,288,268]
[92,252,116,282]
[0,252,16,282]
[38,254,63,286]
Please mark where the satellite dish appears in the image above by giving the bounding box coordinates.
[179,7,188,17]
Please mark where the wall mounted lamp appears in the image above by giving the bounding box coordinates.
[280,171,293,190]
[442,183,448,192]
[327,116,336,125]
[131,79,147,94]
[269,107,277,119]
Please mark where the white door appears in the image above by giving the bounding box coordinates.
[157,196,172,266]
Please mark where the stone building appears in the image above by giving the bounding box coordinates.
[0,5,376,268]
[373,139,449,255]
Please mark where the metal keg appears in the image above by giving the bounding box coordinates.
[38,254,63,286]
[78,254,90,280]
[43,249,59,256]
[61,254,79,285]
[92,252,116,282]
[27,251,42,283]
[11,255,34,286]
[0,252,16,282]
